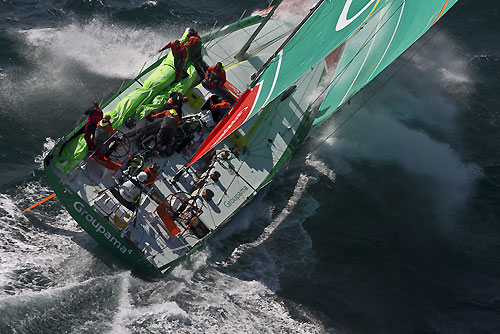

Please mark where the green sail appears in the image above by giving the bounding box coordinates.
[314,0,459,126]
[247,0,391,120]
[246,0,459,127]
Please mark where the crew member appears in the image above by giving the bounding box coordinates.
[98,115,114,134]
[155,107,181,156]
[116,171,148,211]
[201,95,232,123]
[202,62,226,90]
[147,91,188,121]
[143,163,160,187]
[167,91,189,114]
[94,115,114,146]
[159,40,189,81]
[84,102,103,151]
[185,28,207,79]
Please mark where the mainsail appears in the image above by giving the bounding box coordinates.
[314,0,459,125]
[189,0,459,166]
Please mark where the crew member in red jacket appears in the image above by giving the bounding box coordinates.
[159,40,189,81]
[202,62,226,90]
[84,102,103,151]
[185,28,208,79]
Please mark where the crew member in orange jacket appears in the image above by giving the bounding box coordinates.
[202,62,226,90]
[159,40,189,81]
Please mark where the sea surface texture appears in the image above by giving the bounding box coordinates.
[0,0,499,333]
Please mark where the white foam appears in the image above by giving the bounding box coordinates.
[109,272,134,334]
[305,153,337,182]
[273,0,319,24]
[20,19,180,79]
[141,0,158,7]
[0,180,93,296]
[225,174,311,266]
[408,31,474,93]
[0,19,185,114]
[34,137,57,170]
[109,269,325,334]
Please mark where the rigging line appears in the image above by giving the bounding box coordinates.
[307,0,464,156]
[217,28,292,88]
[251,21,292,44]
[204,8,255,51]
[367,0,406,81]
[215,155,247,206]
[218,26,292,68]
[339,5,385,106]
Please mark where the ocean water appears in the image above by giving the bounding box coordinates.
[0,0,499,333]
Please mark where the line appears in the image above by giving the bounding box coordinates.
[23,193,56,213]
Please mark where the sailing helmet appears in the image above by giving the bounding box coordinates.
[137,172,148,183]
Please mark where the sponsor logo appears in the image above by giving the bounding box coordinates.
[336,0,377,31]
[74,201,133,255]
[224,186,249,208]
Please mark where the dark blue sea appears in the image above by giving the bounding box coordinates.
[1,0,499,333]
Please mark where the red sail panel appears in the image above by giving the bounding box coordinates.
[188,83,262,166]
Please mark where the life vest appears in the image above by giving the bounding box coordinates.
[143,165,159,187]
[164,109,180,127]
[98,118,114,134]
[210,100,232,123]
[210,100,232,111]
[206,65,226,84]
[186,33,200,48]
[164,41,187,59]
[186,34,202,58]
[153,108,180,126]
[169,93,183,108]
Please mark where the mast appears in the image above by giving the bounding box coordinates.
[251,0,325,83]
[234,0,284,61]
